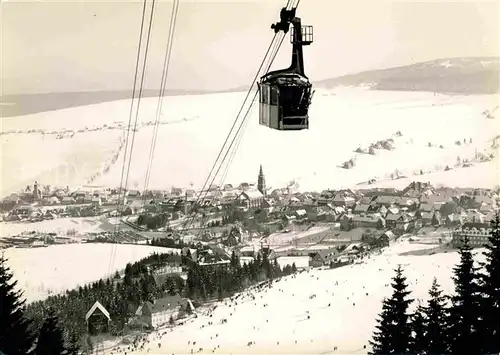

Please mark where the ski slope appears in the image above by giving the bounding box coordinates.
[1,89,498,197]
[118,242,485,355]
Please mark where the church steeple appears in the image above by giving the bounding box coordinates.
[257,165,266,196]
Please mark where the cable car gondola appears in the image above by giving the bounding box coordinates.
[258,7,314,131]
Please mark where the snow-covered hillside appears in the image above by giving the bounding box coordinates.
[1,89,498,197]
[116,242,484,355]
[3,244,176,303]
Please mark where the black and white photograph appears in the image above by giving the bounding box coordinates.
[1,0,499,354]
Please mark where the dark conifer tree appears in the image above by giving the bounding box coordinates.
[34,308,66,355]
[448,236,481,355]
[478,213,500,354]
[369,298,395,355]
[369,264,413,355]
[409,303,427,355]
[424,278,449,355]
[0,256,35,355]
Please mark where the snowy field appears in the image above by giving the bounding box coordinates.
[0,216,106,239]
[1,89,499,197]
[4,243,176,303]
[117,242,485,355]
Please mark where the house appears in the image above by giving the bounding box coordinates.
[375,231,396,248]
[276,256,310,271]
[85,301,111,335]
[352,214,385,229]
[446,213,464,226]
[369,204,388,216]
[339,214,353,230]
[373,196,398,207]
[418,203,434,213]
[451,223,492,248]
[420,212,434,226]
[465,210,486,223]
[395,213,415,232]
[91,197,102,207]
[309,253,326,268]
[237,190,265,210]
[127,189,142,198]
[294,209,307,219]
[420,194,453,204]
[135,295,186,329]
[124,200,146,215]
[331,193,355,207]
[387,213,414,232]
[61,196,76,205]
[353,204,370,215]
[395,197,419,209]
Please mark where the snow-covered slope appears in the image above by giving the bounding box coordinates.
[117,242,484,355]
[3,244,177,303]
[1,89,498,197]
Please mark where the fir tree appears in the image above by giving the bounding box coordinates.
[34,308,66,355]
[0,256,35,355]
[424,278,449,355]
[478,213,500,353]
[409,303,427,355]
[448,236,481,355]
[369,265,413,354]
[369,301,394,355]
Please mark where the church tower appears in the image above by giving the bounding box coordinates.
[257,165,266,196]
[33,181,40,201]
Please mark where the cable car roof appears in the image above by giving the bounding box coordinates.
[260,72,311,86]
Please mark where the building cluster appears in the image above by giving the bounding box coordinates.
[1,169,498,253]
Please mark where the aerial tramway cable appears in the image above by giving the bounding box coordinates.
[122,0,157,200]
[180,0,299,233]
[217,32,287,191]
[142,0,180,203]
[108,0,158,275]
[178,33,280,233]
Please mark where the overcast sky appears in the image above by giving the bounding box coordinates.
[1,0,499,94]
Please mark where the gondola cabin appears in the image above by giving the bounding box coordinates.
[258,74,312,130]
[259,8,314,131]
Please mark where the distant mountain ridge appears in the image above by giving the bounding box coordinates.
[1,57,498,117]
[315,57,500,94]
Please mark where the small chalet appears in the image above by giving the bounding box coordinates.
[377,230,397,247]
[85,301,111,335]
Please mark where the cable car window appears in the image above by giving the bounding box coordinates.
[262,85,269,104]
[270,86,279,105]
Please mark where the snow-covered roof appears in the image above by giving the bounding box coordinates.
[241,190,264,200]
[85,301,110,321]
